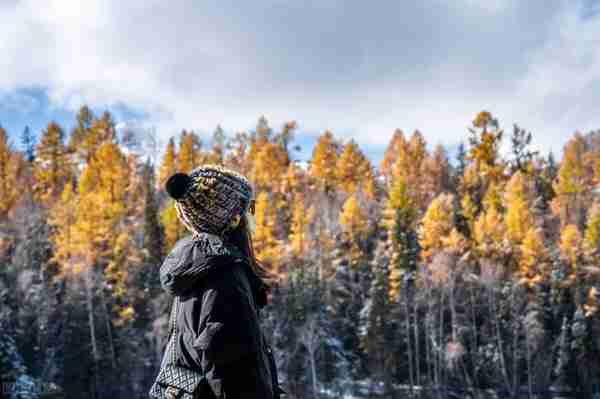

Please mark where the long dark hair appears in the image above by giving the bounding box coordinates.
[224,212,277,289]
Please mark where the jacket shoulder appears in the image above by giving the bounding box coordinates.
[159,233,248,297]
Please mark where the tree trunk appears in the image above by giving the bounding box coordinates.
[309,349,318,399]
[413,294,421,388]
[84,270,100,399]
[101,292,117,369]
[489,287,510,394]
[404,294,414,396]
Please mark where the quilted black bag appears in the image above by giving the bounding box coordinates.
[149,296,206,399]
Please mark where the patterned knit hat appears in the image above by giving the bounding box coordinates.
[165,164,254,237]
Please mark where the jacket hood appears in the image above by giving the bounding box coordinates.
[159,232,268,307]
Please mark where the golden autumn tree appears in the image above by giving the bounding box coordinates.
[335,140,377,199]
[49,180,79,276]
[340,193,369,239]
[336,139,366,194]
[387,130,430,211]
[34,121,71,205]
[251,141,289,192]
[75,142,133,268]
[158,137,177,188]
[552,134,588,229]
[290,192,314,257]
[408,130,428,173]
[473,182,507,260]
[160,200,188,251]
[339,193,369,266]
[583,202,600,259]
[361,162,378,201]
[0,126,21,218]
[422,144,450,202]
[383,176,416,233]
[518,227,548,288]
[72,110,117,163]
[504,171,534,246]
[419,193,464,262]
[282,162,305,195]
[68,104,94,152]
[177,130,203,173]
[253,191,282,274]
[310,130,339,193]
[159,137,187,250]
[560,224,582,290]
[461,111,505,219]
[380,129,408,183]
[384,174,419,302]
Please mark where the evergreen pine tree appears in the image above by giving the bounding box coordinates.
[21,126,36,162]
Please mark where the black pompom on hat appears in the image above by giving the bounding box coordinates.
[165,173,191,200]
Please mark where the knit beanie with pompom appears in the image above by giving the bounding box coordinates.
[165,164,254,237]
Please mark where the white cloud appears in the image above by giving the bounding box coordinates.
[0,0,598,157]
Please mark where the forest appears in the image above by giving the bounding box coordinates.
[1,108,599,398]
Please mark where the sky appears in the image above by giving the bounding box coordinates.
[1,0,599,165]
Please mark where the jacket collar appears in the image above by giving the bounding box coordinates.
[159,232,267,307]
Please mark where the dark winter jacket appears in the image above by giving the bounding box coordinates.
[159,232,284,399]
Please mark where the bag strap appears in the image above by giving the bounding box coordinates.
[167,296,180,365]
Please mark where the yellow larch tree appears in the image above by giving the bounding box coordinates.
[421,144,450,202]
[290,192,314,257]
[419,193,464,262]
[158,137,177,188]
[159,137,186,251]
[339,194,369,266]
[160,200,188,251]
[504,171,534,246]
[559,224,582,288]
[177,130,203,173]
[361,161,378,201]
[336,139,369,194]
[282,162,305,195]
[0,126,21,218]
[73,110,117,163]
[380,129,407,183]
[473,183,507,260]
[383,175,416,233]
[310,130,339,193]
[408,130,428,174]
[552,134,588,228]
[467,111,504,177]
[251,141,289,192]
[48,180,79,276]
[68,105,94,153]
[339,193,369,239]
[388,130,429,211]
[384,174,419,302]
[334,139,377,199]
[461,111,506,219]
[74,142,132,264]
[583,202,600,259]
[253,191,282,275]
[34,121,72,206]
[518,227,548,288]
